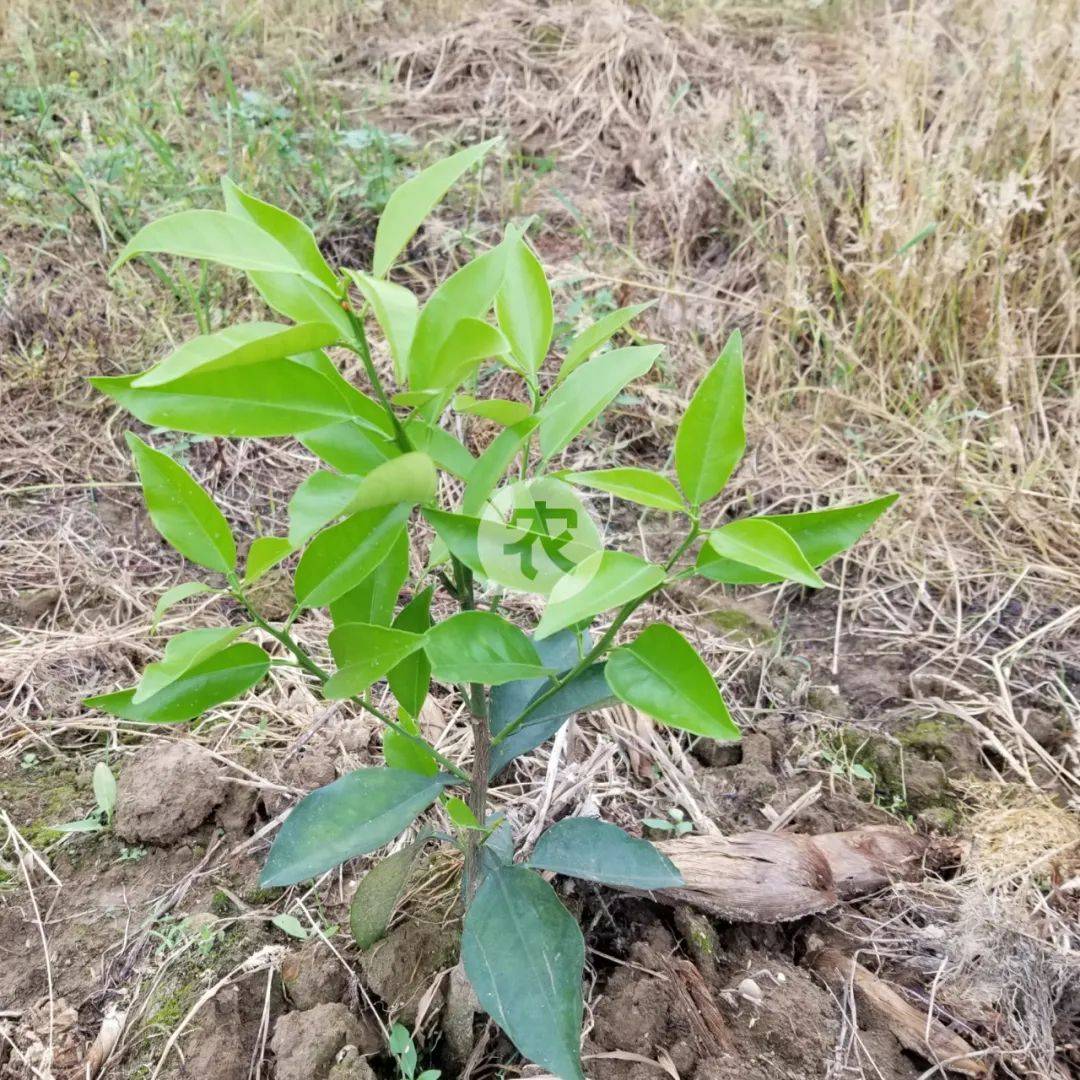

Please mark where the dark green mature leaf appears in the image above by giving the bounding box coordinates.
[288,470,359,547]
[674,330,745,506]
[489,629,584,737]
[528,817,682,888]
[294,503,413,609]
[347,270,418,383]
[299,421,396,476]
[114,210,332,288]
[324,623,426,700]
[426,611,553,685]
[388,587,434,717]
[562,467,686,512]
[260,768,450,886]
[383,711,439,777]
[85,642,269,724]
[462,863,585,1080]
[556,301,654,385]
[695,494,899,584]
[538,344,662,460]
[330,528,409,628]
[706,518,824,589]
[349,839,429,948]
[535,550,665,641]
[126,433,235,573]
[496,230,553,376]
[373,138,499,278]
[134,625,247,703]
[133,322,340,387]
[94,359,372,438]
[605,624,738,740]
[489,663,612,777]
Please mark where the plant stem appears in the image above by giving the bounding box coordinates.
[342,303,413,454]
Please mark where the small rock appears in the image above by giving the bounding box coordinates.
[270,1003,377,1080]
[114,742,223,844]
[281,942,348,1010]
[737,977,763,1005]
[216,780,259,834]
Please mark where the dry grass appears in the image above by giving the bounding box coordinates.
[1,0,1078,1077]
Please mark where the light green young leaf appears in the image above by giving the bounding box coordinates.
[299,421,396,477]
[605,624,739,740]
[134,625,248,703]
[445,796,480,829]
[462,863,585,1080]
[343,452,437,515]
[528,817,682,889]
[388,586,434,717]
[93,762,118,819]
[373,138,499,277]
[674,330,745,506]
[95,359,372,438]
[392,389,442,408]
[383,710,439,777]
[54,816,106,834]
[534,550,665,641]
[126,433,236,573]
[84,642,270,724]
[151,582,217,631]
[425,611,553,685]
[324,622,426,700]
[557,301,654,385]
[453,394,532,427]
[243,536,293,585]
[133,322,339,387]
[694,494,899,584]
[288,470,360,547]
[330,528,409,628]
[707,517,825,589]
[538,345,662,460]
[411,317,511,392]
[495,229,553,376]
[288,351,394,433]
[401,418,477,480]
[220,177,340,291]
[561,468,686,512]
[259,767,452,886]
[294,503,413,609]
[114,210,331,289]
[461,418,538,515]
[270,913,310,940]
[347,270,419,383]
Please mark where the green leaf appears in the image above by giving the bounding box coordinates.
[425,611,552,685]
[562,468,685,512]
[706,518,825,588]
[605,624,738,740]
[383,711,439,777]
[411,317,511,392]
[462,863,584,1080]
[133,322,339,387]
[347,270,419,383]
[388,587,434,717]
[134,625,248,703]
[126,433,235,573]
[695,494,899,584]
[271,913,310,940]
[445,796,480,829]
[114,210,331,289]
[330,528,409,628]
[85,642,269,724]
[349,839,428,948]
[373,138,499,277]
[151,582,216,631]
[324,623,426,700]
[343,452,437,515]
[54,816,105,834]
[260,767,451,886]
[288,351,393,433]
[538,345,661,460]
[557,302,654,385]
[294,503,413,609]
[674,330,745,506]
[94,359,371,438]
[299,421,396,476]
[461,418,538,515]
[288,470,360,547]
[408,245,508,380]
[528,817,682,888]
[495,230,552,375]
[453,394,532,427]
[244,536,292,584]
[534,551,665,641]
[93,762,117,818]
[402,418,477,480]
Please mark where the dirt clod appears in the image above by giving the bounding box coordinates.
[360,916,458,1023]
[281,942,349,1010]
[270,1003,378,1080]
[114,741,223,844]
